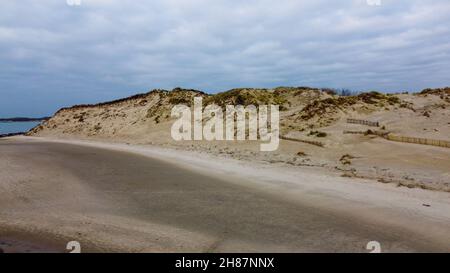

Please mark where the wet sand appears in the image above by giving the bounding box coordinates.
[1,137,449,252]
[0,237,62,253]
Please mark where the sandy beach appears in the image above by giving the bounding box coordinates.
[1,136,449,253]
[2,0,450,260]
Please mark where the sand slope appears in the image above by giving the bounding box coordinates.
[28,87,450,191]
[1,137,450,252]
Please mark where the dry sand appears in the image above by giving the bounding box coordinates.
[1,136,449,253]
[28,88,450,192]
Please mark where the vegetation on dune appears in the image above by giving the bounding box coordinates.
[167,88,207,105]
[33,86,441,137]
[56,88,206,115]
[298,91,403,122]
[308,130,328,138]
[146,88,207,120]
[204,88,288,109]
[274,86,320,95]
[419,87,450,103]
[340,154,355,165]
[420,87,450,96]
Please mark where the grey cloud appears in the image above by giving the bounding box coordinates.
[1,0,450,116]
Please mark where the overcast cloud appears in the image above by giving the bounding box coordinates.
[1,0,450,116]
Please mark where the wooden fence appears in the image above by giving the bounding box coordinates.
[343,130,449,148]
[280,135,324,147]
[344,117,449,148]
[385,134,450,148]
[347,118,379,127]
[343,130,389,137]
[343,130,366,135]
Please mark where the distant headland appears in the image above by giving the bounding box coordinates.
[0,117,50,122]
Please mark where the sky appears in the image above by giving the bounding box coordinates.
[1,0,450,117]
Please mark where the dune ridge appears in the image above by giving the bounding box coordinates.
[28,87,450,191]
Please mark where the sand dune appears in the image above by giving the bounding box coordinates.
[27,87,450,191]
[2,87,449,252]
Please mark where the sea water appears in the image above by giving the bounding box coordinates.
[0,121,41,135]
